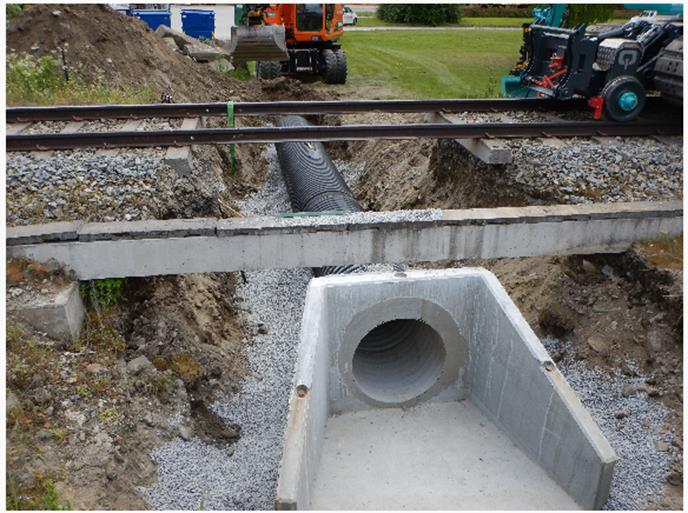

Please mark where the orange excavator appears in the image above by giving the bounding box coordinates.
[228,4,347,84]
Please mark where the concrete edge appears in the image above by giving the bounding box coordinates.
[276,283,329,509]
[6,201,682,246]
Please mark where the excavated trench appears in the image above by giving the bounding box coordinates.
[270,117,618,509]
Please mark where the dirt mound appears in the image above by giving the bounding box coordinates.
[7,4,344,105]
[7,4,251,102]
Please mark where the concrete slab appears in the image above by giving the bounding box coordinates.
[7,282,85,342]
[96,119,143,156]
[164,117,203,175]
[311,401,579,510]
[276,269,616,510]
[33,121,87,159]
[434,112,512,164]
[7,122,31,135]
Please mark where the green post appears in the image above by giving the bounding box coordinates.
[227,101,237,174]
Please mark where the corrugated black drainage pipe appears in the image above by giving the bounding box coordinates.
[275,115,364,277]
[275,117,434,407]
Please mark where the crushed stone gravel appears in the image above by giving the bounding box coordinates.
[6,150,165,225]
[447,110,682,204]
[6,145,227,225]
[142,143,401,509]
[543,337,677,510]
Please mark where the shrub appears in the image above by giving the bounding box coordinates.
[6,4,23,20]
[377,4,461,26]
[80,278,126,307]
[459,4,531,18]
[6,51,157,105]
[6,52,64,103]
[6,477,71,510]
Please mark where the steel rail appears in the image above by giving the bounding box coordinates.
[5,96,670,122]
[6,120,682,151]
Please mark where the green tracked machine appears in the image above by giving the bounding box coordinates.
[502,4,683,121]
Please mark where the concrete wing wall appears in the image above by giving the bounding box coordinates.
[467,272,617,509]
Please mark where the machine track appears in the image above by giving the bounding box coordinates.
[654,36,683,106]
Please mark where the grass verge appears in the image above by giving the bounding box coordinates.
[340,29,523,98]
[6,52,156,105]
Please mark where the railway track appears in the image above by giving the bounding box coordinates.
[6,97,682,152]
[5,96,673,122]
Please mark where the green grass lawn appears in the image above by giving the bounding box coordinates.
[340,29,523,98]
[354,16,531,28]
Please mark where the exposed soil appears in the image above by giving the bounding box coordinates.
[6,4,341,105]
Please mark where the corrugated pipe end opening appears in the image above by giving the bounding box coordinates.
[352,319,446,405]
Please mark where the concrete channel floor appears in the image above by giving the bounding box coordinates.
[311,400,580,510]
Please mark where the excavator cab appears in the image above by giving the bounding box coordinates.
[228,4,347,84]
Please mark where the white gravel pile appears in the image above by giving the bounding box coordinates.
[543,337,677,510]
[142,264,311,509]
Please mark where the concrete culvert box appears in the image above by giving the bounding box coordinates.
[276,268,617,510]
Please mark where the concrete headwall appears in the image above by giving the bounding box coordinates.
[276,269,616,509]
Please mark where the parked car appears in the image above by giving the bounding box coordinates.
[343,6,358,25]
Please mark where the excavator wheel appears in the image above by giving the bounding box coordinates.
[322,49,339,84]
[334,49,348,84]
[256,61,282,80]
[654,36,682,106]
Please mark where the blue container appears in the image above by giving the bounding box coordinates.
[181,9,215,40]
[133,9,171,31]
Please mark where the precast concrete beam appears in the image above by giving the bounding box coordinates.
[5,201,682,279]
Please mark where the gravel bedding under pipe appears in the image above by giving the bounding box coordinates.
[543,337,677,510]
[141,145,378,509]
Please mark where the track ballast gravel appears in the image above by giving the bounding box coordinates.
[447,111,683,204]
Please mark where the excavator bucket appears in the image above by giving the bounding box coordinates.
[227,24,289,62]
